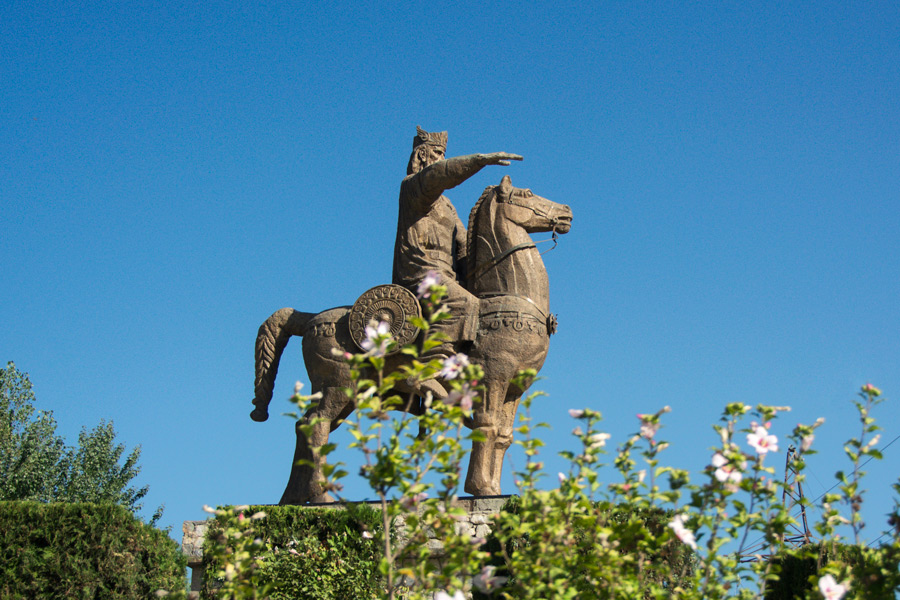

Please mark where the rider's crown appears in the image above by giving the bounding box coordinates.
[414,126,448,150]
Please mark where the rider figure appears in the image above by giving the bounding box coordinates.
[393,126,522,357]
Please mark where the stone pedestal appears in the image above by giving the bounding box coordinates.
[181,496,509,593]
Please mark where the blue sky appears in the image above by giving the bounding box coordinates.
[3,1,898,548]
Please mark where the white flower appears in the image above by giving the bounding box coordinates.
[359,321,391,357]
[863,434,881,450]
[473,565,509,594]
[434,591,466,600]
[711,452,743,484]
[588,432,611,449]
[440,353,470,380]
[568,408,585,418]
[747,426,778,455]
[818,574,847,600]
[361,530,374,539]
[417,271,442,298]
[294,381,303,394]
[668,514,698,550]
[558,472,566,484]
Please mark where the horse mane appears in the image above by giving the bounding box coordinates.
[467,185,497,283]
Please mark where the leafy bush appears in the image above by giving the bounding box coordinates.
[0,501,184,599]
[475,498,696,599]
[201,503,383,600]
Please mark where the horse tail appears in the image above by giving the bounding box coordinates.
[251,308,316,422]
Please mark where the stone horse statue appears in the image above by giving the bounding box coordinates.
[251,175,572,504]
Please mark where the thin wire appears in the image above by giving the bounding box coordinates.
[867,530,893,548]
[806,431,900,506]
[740,431,900,556]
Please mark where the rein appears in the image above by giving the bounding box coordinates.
[468,195,562,282]
[468,241,535,282]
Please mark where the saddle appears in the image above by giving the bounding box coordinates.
[348,284,555,356]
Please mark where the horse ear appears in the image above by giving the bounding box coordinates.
[498,175,513,202]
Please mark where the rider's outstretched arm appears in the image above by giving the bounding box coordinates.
[406,152,523,206]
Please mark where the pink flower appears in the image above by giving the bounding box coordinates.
[818,574,847,600]
[440,353,470,380]
[473,565,508,593]
[638,414,659,440]
[711,453,743,484]
[862,383,882,397]
[399,492,428,510]
[668,514,697,550]
[447,384,477,411]
[747,426,778,455]
[801,433,815,452]
[417,271,442,298]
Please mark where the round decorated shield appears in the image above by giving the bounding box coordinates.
[349,284,421,354]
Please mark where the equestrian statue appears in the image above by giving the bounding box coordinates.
[250,127,573,504]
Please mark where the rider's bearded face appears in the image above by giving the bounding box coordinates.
[418,145,445,170]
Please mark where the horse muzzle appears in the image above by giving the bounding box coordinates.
[553,208,573,234]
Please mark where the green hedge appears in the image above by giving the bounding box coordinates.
[0,501,185,599]
[766,542,900,600]
[202,503,384,600]
[475,497,697,599]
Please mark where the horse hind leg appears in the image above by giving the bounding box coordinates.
[279,386,349,505]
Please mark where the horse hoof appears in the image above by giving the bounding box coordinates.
[250,407,269,422]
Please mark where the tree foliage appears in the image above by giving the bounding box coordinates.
[0,361,65,502]
[0,362,158,521]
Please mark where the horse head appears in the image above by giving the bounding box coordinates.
[466,175,572,295]
[493,174,572,234]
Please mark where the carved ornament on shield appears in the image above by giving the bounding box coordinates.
[349,284,421,354]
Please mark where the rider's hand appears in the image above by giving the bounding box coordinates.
[479,152,524,166]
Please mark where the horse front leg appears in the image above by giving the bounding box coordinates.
[279,387,348,504]
[489,391,522,494]
[464,381,506,496]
